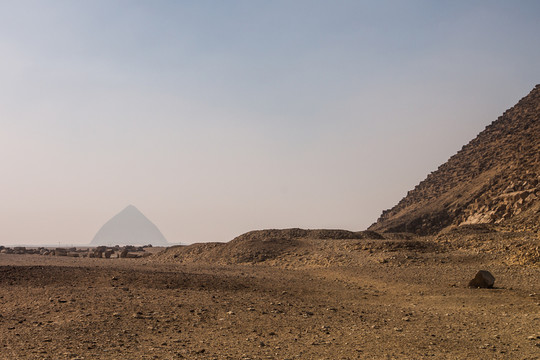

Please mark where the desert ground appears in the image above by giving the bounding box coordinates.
[1,232,539,360]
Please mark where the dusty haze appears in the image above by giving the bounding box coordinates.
[1,1,540,245]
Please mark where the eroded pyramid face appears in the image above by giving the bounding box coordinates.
[369,84,540,234]
[91,205,168,246]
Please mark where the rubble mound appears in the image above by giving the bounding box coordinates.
[157,242,227,263]
[230,228,384,242]
[369,85,540,235]
[156,228,386,265]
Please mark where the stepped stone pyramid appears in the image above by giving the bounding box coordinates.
[91,205,168,246]
[369,85,540,235]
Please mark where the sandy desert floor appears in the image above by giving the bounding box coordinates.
[0,240,539,360]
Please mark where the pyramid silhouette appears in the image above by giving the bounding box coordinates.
[370,85,540,234]
[91,205,168,246]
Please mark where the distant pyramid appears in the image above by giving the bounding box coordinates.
[369,85,540,235]
[91,205,168,246]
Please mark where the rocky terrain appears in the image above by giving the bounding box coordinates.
[1,234,539,360]
[369,85,540,235]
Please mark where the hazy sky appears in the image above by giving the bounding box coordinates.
[1,1,539,245]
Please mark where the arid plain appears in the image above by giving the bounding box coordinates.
[1,229,539,360]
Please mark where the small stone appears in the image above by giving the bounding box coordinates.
[468,270,495,288]
[132,312,144,319]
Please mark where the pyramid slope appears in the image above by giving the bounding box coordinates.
[369,85,540,235]
[91,205,168,246]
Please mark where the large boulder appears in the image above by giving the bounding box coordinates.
[468,270,495,288]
